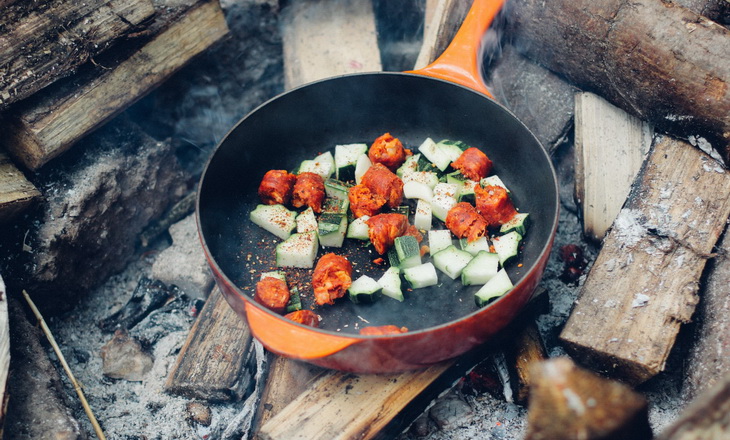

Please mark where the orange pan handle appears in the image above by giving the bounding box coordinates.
[409,0,506,97]
[245,301,360,359]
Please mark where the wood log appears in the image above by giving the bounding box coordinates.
[574,92,653,241]
[3,0,229,170]
[506,0,730,162]
[673,0,730,25]
[506,322,546,405]
[657,371,730,440]
[0,276,8,437]
[560,136,730,385]
[165,287,255,401]
[0,0,155,108]
[0,151,40,223]
[414,0,469,69]
[682,226,730,401]
[280,0,381,89]
[525,357,652,440]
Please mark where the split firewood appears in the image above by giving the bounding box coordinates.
[3,0,229,170]
[165,287,255,401]
[673,0,730,25]
[0,0,155,108]
[574,92,653,241]
[682,225,730,401]
[506,0,730,162]
[525,357,652,440]
[280,0,381,89]
[414,0,469,69]
[0,276,8,434]
[506,322,547,405]
[0,151,40,223]
[560,136,730,385]
[657,371,730,440]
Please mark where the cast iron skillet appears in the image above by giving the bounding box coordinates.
[197,0,559,373]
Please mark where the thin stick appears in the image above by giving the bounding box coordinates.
[22,290,107,440]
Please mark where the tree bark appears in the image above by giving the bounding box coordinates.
[506,0,730,161]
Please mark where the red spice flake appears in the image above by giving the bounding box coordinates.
[372,257,385,265]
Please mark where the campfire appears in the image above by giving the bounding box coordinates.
[0,0,728,439]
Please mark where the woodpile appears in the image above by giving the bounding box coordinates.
[0,0,229,218]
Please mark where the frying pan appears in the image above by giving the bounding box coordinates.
[197,0,559,373]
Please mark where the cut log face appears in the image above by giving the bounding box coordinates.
[0,0,156,108]
[4,0,230,170]
[525,357,652,440]
[0,151,41,223]
[560,136,730,385]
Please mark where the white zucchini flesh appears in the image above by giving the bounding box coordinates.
[461,251,500,286]
[335,143,368,181]
[396,153,421,178]
[481,175,510,193]
[432,245,474,280]
[299,151,335,179]
[428,229,453,255]
[474,268,513,307]
[401,170,439,189]
[275,231,319,268]
[354,153,372,185]
[459,236,491,256]
[259,271,286,282]
[418,137,451,171]
[346,215,370,240]
[492,231,523,266]
[249,204,297,240]
[402,262,439,289]
[413,200,432,231]
[431,183,459,221]
[377,267,403,301]
[296,207,318,233]
[403,181,433,201]
[318,214,348,248]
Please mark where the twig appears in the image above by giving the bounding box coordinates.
[22,290,107,440]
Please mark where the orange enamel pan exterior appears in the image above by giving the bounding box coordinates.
[197,0,560,373]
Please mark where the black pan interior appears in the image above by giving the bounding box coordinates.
[198,73,558,334]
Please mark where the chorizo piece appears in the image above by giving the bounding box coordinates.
[254,276,290,314]
[361,163,404,208]
[292,172,325,213]
[451,147,492,181]
[258,169,296,205]
[445,202,488,242]
[348,184,387,218]
[475,185,518,227]
[359,325,408,335]
[366,213,409,255]
[368,133,406,172]
[284,309,320,327]
[312,253,353,306]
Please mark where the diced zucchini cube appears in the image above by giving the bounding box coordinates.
[354,154,372,185]
[418,137,452,171]
[396,153,421,178]
[276,231,319,268]
[298,151,335,179]
[432,245,474,280]
[259,271,286,282]
[249,204,297,240]
[322,197,349,214]
[318,213,348,248]
[348,275,382,304]
[474,269,513,307]
[459,236,492,256]
[402,262,439,289]
[324,178,352,200]
[414,200,432,231]
[296,207,317,233]
[435,139,467,164]
[401,170,439,189]
[335,143,368,181]
[346,215,370,240]
[431,183,459,221]
[403,181,433,201]
[285,287,302,313]
[500,213,530,236]
[377,267,403,301]
[428,229,453,255]
[394,235,421,269]
[492,231,523,266]
[480,175,510,194]
[461,251,500,286]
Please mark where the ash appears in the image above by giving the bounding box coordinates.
[42,1,688,439]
